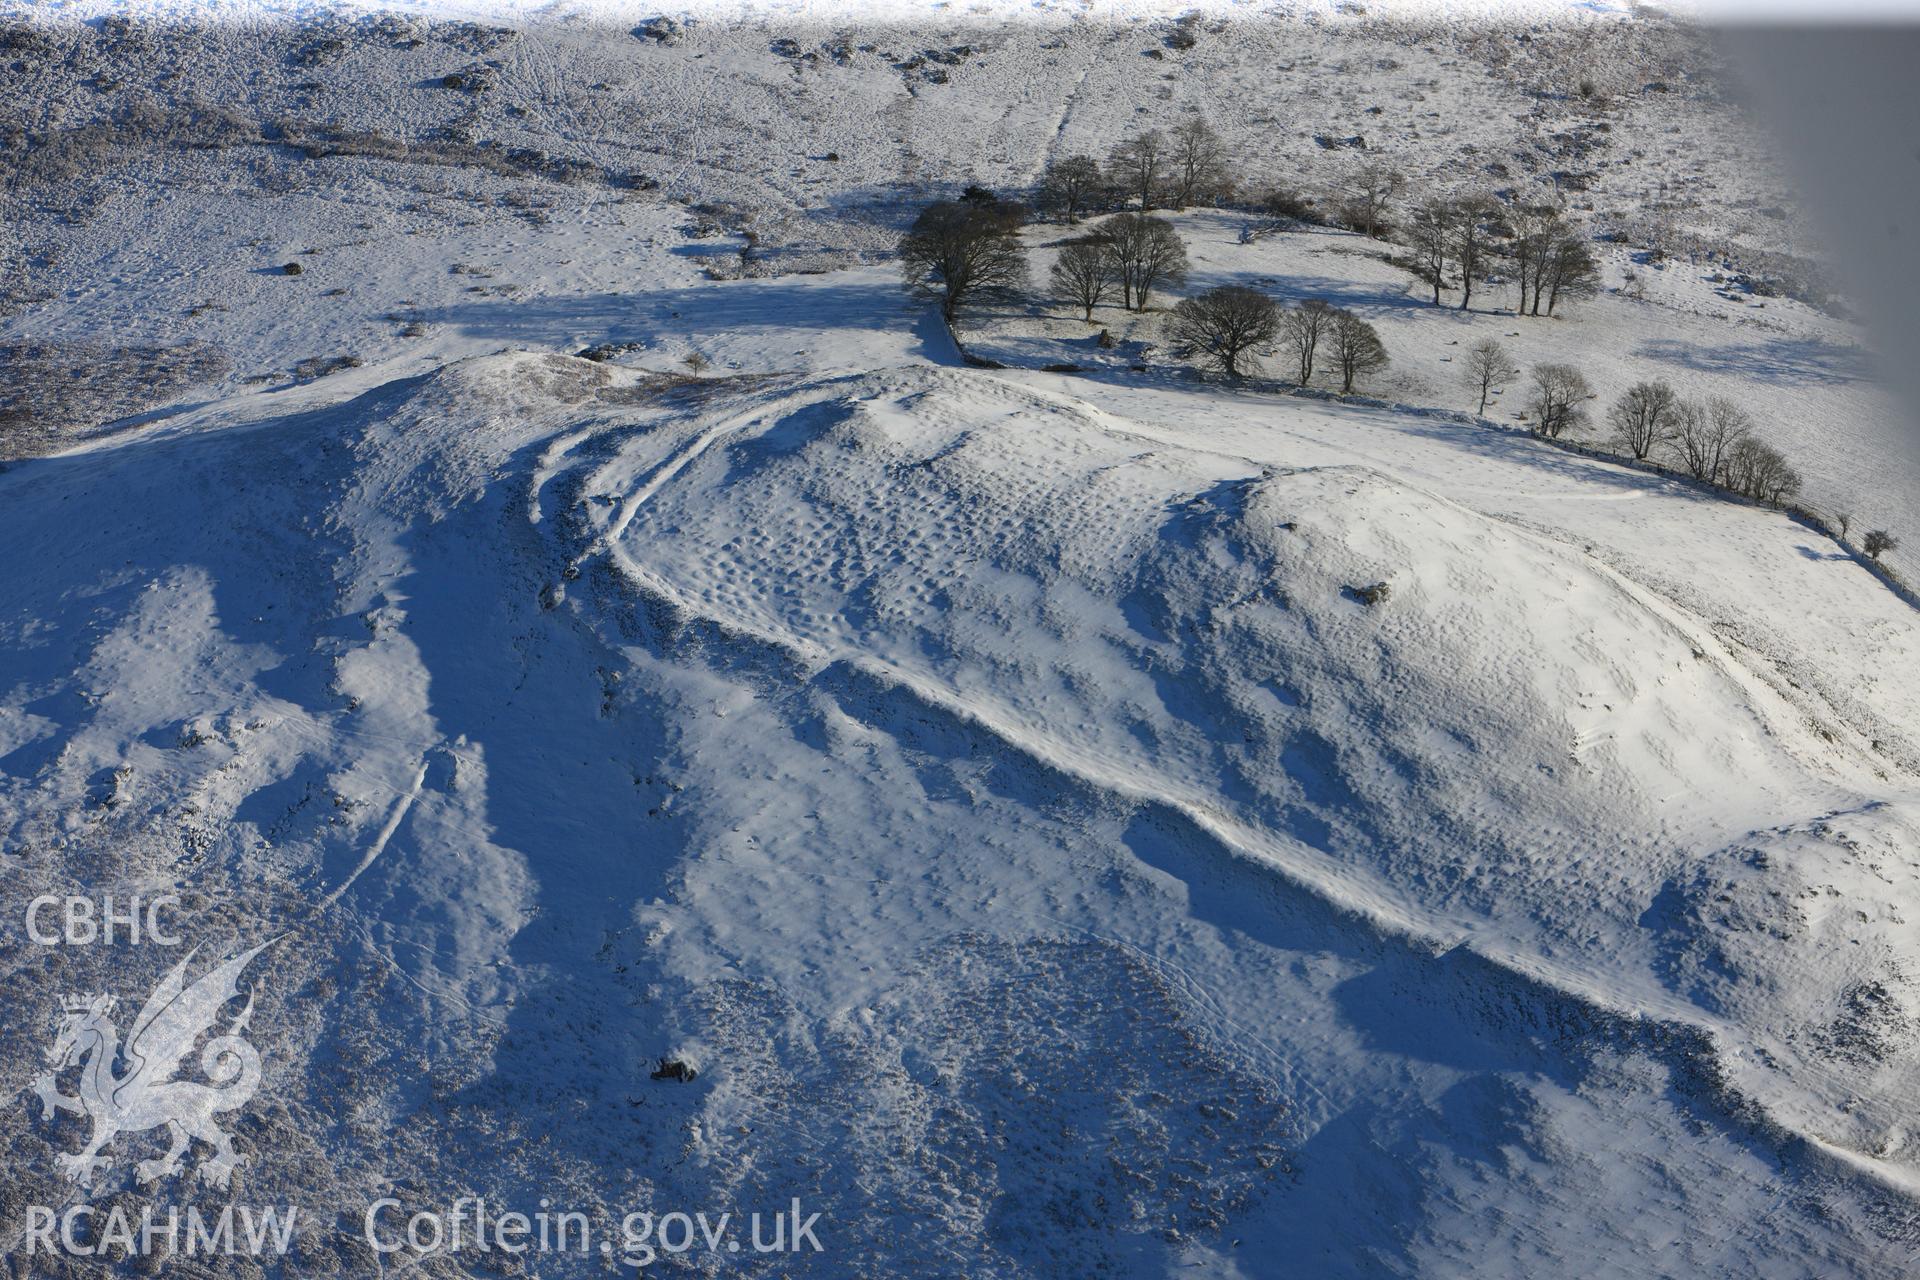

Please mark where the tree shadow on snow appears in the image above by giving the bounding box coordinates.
[426,277,955,362]
[1184,268,1432,318]
[1380,412,1732,502]
[1634,336,1871,386]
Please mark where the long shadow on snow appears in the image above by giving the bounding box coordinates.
[777,649,1842,1272]
[0,378,416,818]
[367,431,703,1194]
[424,277,969,367]
[1636,335,1871,386]
[1180,268,1432,318]
[1383,410,1753,504]
[1113,805,1854,1270]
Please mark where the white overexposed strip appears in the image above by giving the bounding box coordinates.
[0,0,1654,29]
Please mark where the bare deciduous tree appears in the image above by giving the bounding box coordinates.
[1328,309,1389,393]
[1343,161,1403,240]
[681,351,710,376]
[1405,196,1455,305]
[1864,529,1899,561]
[1837,512,1853,541]
[1101,213,1188,311]
[1666,396,1749,483]
[900,199,1029,322]
[1724,436,1801,505]
[1759,448,1803,505]
[1539,231,1601,316]
[1462,338,1518,415]
[1039,155,1104,222]
[1049,235,1116,321]
[1167,117,1229,209]
[1606,380,1678,460]
[1507,205,1561,316]
[1528,363,1592,438]
[1720,435,1762,497]
[1452,192,1501,311]
[1109,130,1168,211]
[1280,298,1336,384]
[1167,284,1280,377]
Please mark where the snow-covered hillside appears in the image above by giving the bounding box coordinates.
[3,6,1920,1278]
[0,4,1811,329]
[5,2,1905,532]
[6,258,1920,1274]
[959,208,1916,547]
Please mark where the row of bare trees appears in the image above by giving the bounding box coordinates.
[1168,290,1388,391]
[1246,162,1602,318]
[900,193,1203,325]
[900,195,1201,347]
[1249,159,1602,317]
[1049,213,1192,318]
[900,193,1889,559]
[1043,141,1603,318]
[1401,194,1599,315]
[1476,353,1810,510]
[1602,378,1803,503]
[1060,151,1406,240]
[1462,343,1833,518]
[1474,344,1899,555]
[1042,118,1233,219]
[900,192,1387,391]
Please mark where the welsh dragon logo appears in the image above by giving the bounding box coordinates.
[32,941,274,1190]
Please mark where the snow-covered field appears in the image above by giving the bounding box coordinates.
[964,209,1917,547]
[3,5,1920,1278]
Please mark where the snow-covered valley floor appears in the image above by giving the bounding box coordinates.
[4,7,1920,1278]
